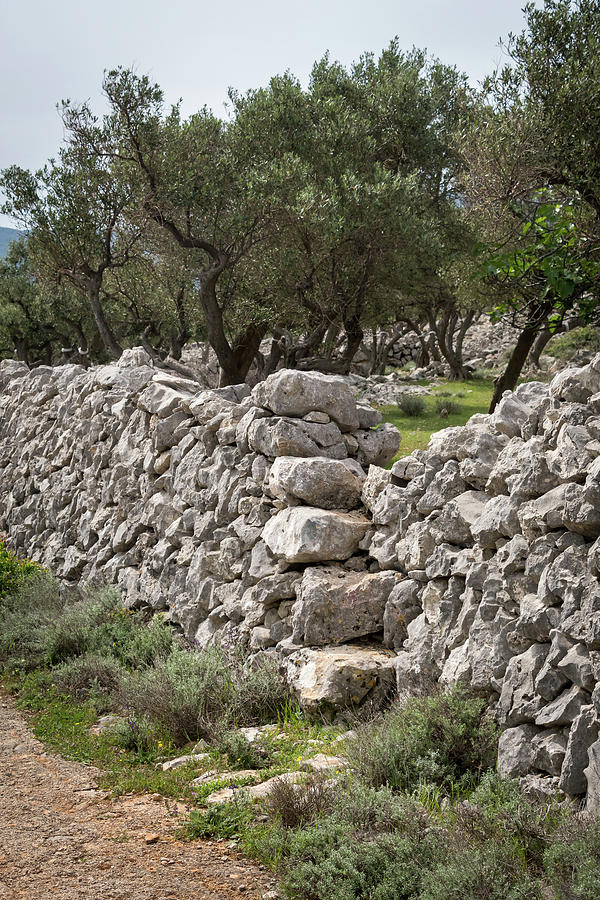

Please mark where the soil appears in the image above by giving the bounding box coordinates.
[0,693,278,900]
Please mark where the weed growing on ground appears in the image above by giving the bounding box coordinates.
[380,377,494,458]
[182,798,255,840]
[434,397,461,416]
[344,687,498,795]
[397,395,426,417]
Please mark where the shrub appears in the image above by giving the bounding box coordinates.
[120,645,290,743]
[418,846,542,900]
[0,573,175,680]
[449,773,566,882]
[109,711,170,757]
[0,539,43,601]
[397,395,425,417]
[329,782,427,835]
[546,325,600,360]
[0,571,65,670]
[50,652,126,707]
[544,816,600,898]
[236,652,292,723]
[263,774,339,828]
[281,822,437,900]
[434,397,461,416]
[344,687,498,796]
[216,730,267,769]
[184,798,254,840]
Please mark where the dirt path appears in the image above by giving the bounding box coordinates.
[0,693,278,900]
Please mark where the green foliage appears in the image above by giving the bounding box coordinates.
[499,0,600,215]
[0,538,41,599]
[109,712,171,758]
[282,825,433,900]
[434,397,461,415]
[1,41,477,379]
[418,847,541,900]
[544,816,600,899]
[546,324,600,359]
[120,645,290,743]
[0,571,65,670]
[480,193,600,331]
[0,575,174,674]
[216,730,266,770]
[0,225,21,259]
[50,652,126,708]
[397,395,426,417]
[183,798,255,840]
[462,1,600,397]
[344,687,498,795]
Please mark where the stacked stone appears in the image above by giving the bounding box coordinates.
[0,355,400,711]
[361,355,600,809]
[461,318,522,371]
[3,349,600,807]
[352,329,422,374]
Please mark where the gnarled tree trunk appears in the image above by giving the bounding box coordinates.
[87,277,123,360]
[489,325,539,412]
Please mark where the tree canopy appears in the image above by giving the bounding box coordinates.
[0,3,598,398]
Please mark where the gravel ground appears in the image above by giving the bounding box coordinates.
[0,692,278,900]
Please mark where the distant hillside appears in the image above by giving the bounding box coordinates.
[0,226,23,259]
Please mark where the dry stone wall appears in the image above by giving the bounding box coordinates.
[0,352,400,712]
[2,349,600,808]
[364,355,600,810]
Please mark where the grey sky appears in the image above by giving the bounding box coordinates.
[1,0,533,227]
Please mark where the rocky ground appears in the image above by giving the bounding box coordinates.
[0,692,277,900]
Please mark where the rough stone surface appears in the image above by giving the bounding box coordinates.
[268,455,365,509]
[292,567,401,645]
[252,369,360,432]
[285,646,397,710]
[4,351,600,807]
[262,507,369,564]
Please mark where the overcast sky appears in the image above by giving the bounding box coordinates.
[1,0,534,227]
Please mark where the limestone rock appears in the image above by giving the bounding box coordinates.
[497,725,540,778]
[584,738,600,814]
[559,706,599,795]
[285,645,396,710]
[354,423,401,468]
[432,490,489,546]
[300,754,347,773]
[292,566,400,645]
[268,456,365,509]
[498,644,548,727]
[252,369,360,432]
[248,416,347,460]
[492,392,534,439]
[531,731,567,776]
[263,507,369,564]
[471,495,521,548]
[535,684,590,727]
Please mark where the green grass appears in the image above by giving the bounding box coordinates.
[5,663,343,806]
[546,325,600,360]
[380,377,495,459]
